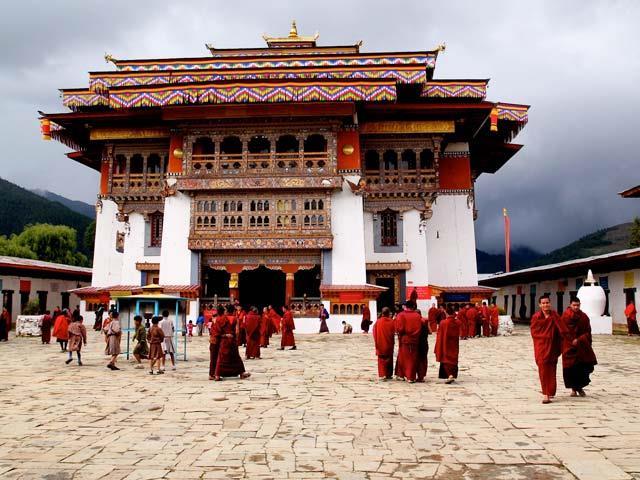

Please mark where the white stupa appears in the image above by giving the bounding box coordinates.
[577,269,612,334]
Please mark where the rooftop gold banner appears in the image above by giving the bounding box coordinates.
[90,128,170,140]
[360,120,454,134]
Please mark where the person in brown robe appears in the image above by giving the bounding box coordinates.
[280,305,296,350]
[319,306,330,333]
[427,304,438,333]
[208,307,223,380]
[372,307,395,380]
[148,316,165,375]
[40,310,53,344]
[214,305,250,380]
[245,306,261,359]
[625,301,639,335]
[395,301,423,383]
[260,307,271,348]
[65,316,87,366]
[530,295,561,404]
[53,309,70,351]
[360,305,372,333]
[557,298,598,396]
[104,311,122,371]
[489,302,500,336]
[435,306,461,383]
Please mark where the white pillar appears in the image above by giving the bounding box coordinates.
[92,199,123,287]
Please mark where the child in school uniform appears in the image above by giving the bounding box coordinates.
[148,316,165,375]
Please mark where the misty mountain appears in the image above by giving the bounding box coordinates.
[31,188,95,219]
[476,246,542,274]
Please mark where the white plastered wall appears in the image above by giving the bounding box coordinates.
[159,191,199,322]
[92,199,123,287]
[330,177,366,285]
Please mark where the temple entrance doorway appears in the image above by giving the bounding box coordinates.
[294,265,321,298]
[201,268,230,304]
[375,277,395,310]
[239,266,285,309]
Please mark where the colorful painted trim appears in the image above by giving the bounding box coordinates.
[115,53,436,72]
[89,66,426,91]
[497,103,529,123]
[421,81,487,99]
[62,81,397,110]
[61,90,109,109]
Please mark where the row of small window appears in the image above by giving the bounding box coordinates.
[195,199,325,213]
[113,153,168,174]
[364,149,434,171]
[192,134,328,155]
[195,214,326,229]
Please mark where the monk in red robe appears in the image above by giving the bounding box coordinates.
[395,301,423,383]
[279,305,296,350]
[530,295,561,404]
[435,306,460,383]
[625,301,639,335]
[360,305,372,333]
[214,305,250,381]
[268,305,281,335]
[235,305,247,347]
[244,307,261,359]
[372,307,395,380]
[481,302,491,337]
[0,308,10,342]
[466,303,479,338]
[457,305,468,339]
[41,310,53,344]
[489,303,500,336]
[557,298,597,397]
[427,304,438,333]
[260,307,271,348]
[416,315,430,383]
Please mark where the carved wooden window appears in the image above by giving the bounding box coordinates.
[380,209,398,246]
[420,149,434,169]
[150,212,163,247]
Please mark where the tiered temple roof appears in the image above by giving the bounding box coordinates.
[40,22,529,174]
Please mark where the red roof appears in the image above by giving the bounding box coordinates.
[0,255,92,280]
[71,284,200,299]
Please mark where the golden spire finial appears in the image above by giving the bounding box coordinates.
[289,20,298,38]
[104,53,116,65]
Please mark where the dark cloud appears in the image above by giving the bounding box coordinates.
[2,1,639,253]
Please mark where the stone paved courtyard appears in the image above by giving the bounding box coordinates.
[1,326,639,479]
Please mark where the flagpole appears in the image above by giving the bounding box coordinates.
[503,208,511,273]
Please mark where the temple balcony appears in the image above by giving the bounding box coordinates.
[106,145,169,199]
[363,169,437,194]
[184,132,337,178]
[361,146,438,195]
[110,173,165,195]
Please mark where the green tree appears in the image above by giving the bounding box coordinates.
[0,235,37,259]
[14,224,88,266]
[630,217,640,248]
[83,220,96,258]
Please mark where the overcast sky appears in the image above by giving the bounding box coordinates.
[1,1,639,254]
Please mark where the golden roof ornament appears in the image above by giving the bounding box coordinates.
[435,43,446,54]
[263,20,319,47]
[104,53,117,65]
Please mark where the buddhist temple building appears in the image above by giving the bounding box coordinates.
[39,23,529,323]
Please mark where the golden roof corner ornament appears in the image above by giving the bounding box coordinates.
[104,53,117,65]
[435,43,446,54]
[289,20,298,38]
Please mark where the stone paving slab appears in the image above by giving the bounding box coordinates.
[0,326,639,479]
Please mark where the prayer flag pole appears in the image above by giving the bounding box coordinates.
[503,208,511,273]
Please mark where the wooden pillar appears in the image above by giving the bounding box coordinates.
[285,273,294,306]
[229,273,239,303]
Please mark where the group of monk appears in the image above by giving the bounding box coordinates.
[372,300,461,384]
[453,302,501,339]
[530,295,598,404]
[207,303,297,381]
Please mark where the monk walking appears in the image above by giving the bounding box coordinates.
[214,305,250,380]
[457,304,468,340]
[0,307,10,342]
[280,305,296,350]
[372,307,395,380]
[427,303,438,333]
[395,301,423,383]
[625,300,639,335]
[558,298,597,397]
[481,302,491,337]
[268,305,281,334]
[530,295,561,404]
[40,310,53,344]
[104,311,122,370]
[416,314,430,383]
[489,302,500,336]
[435,305,460,383]
[260,306,271,348]
[245,306,261,359]
[360,304,372,333]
